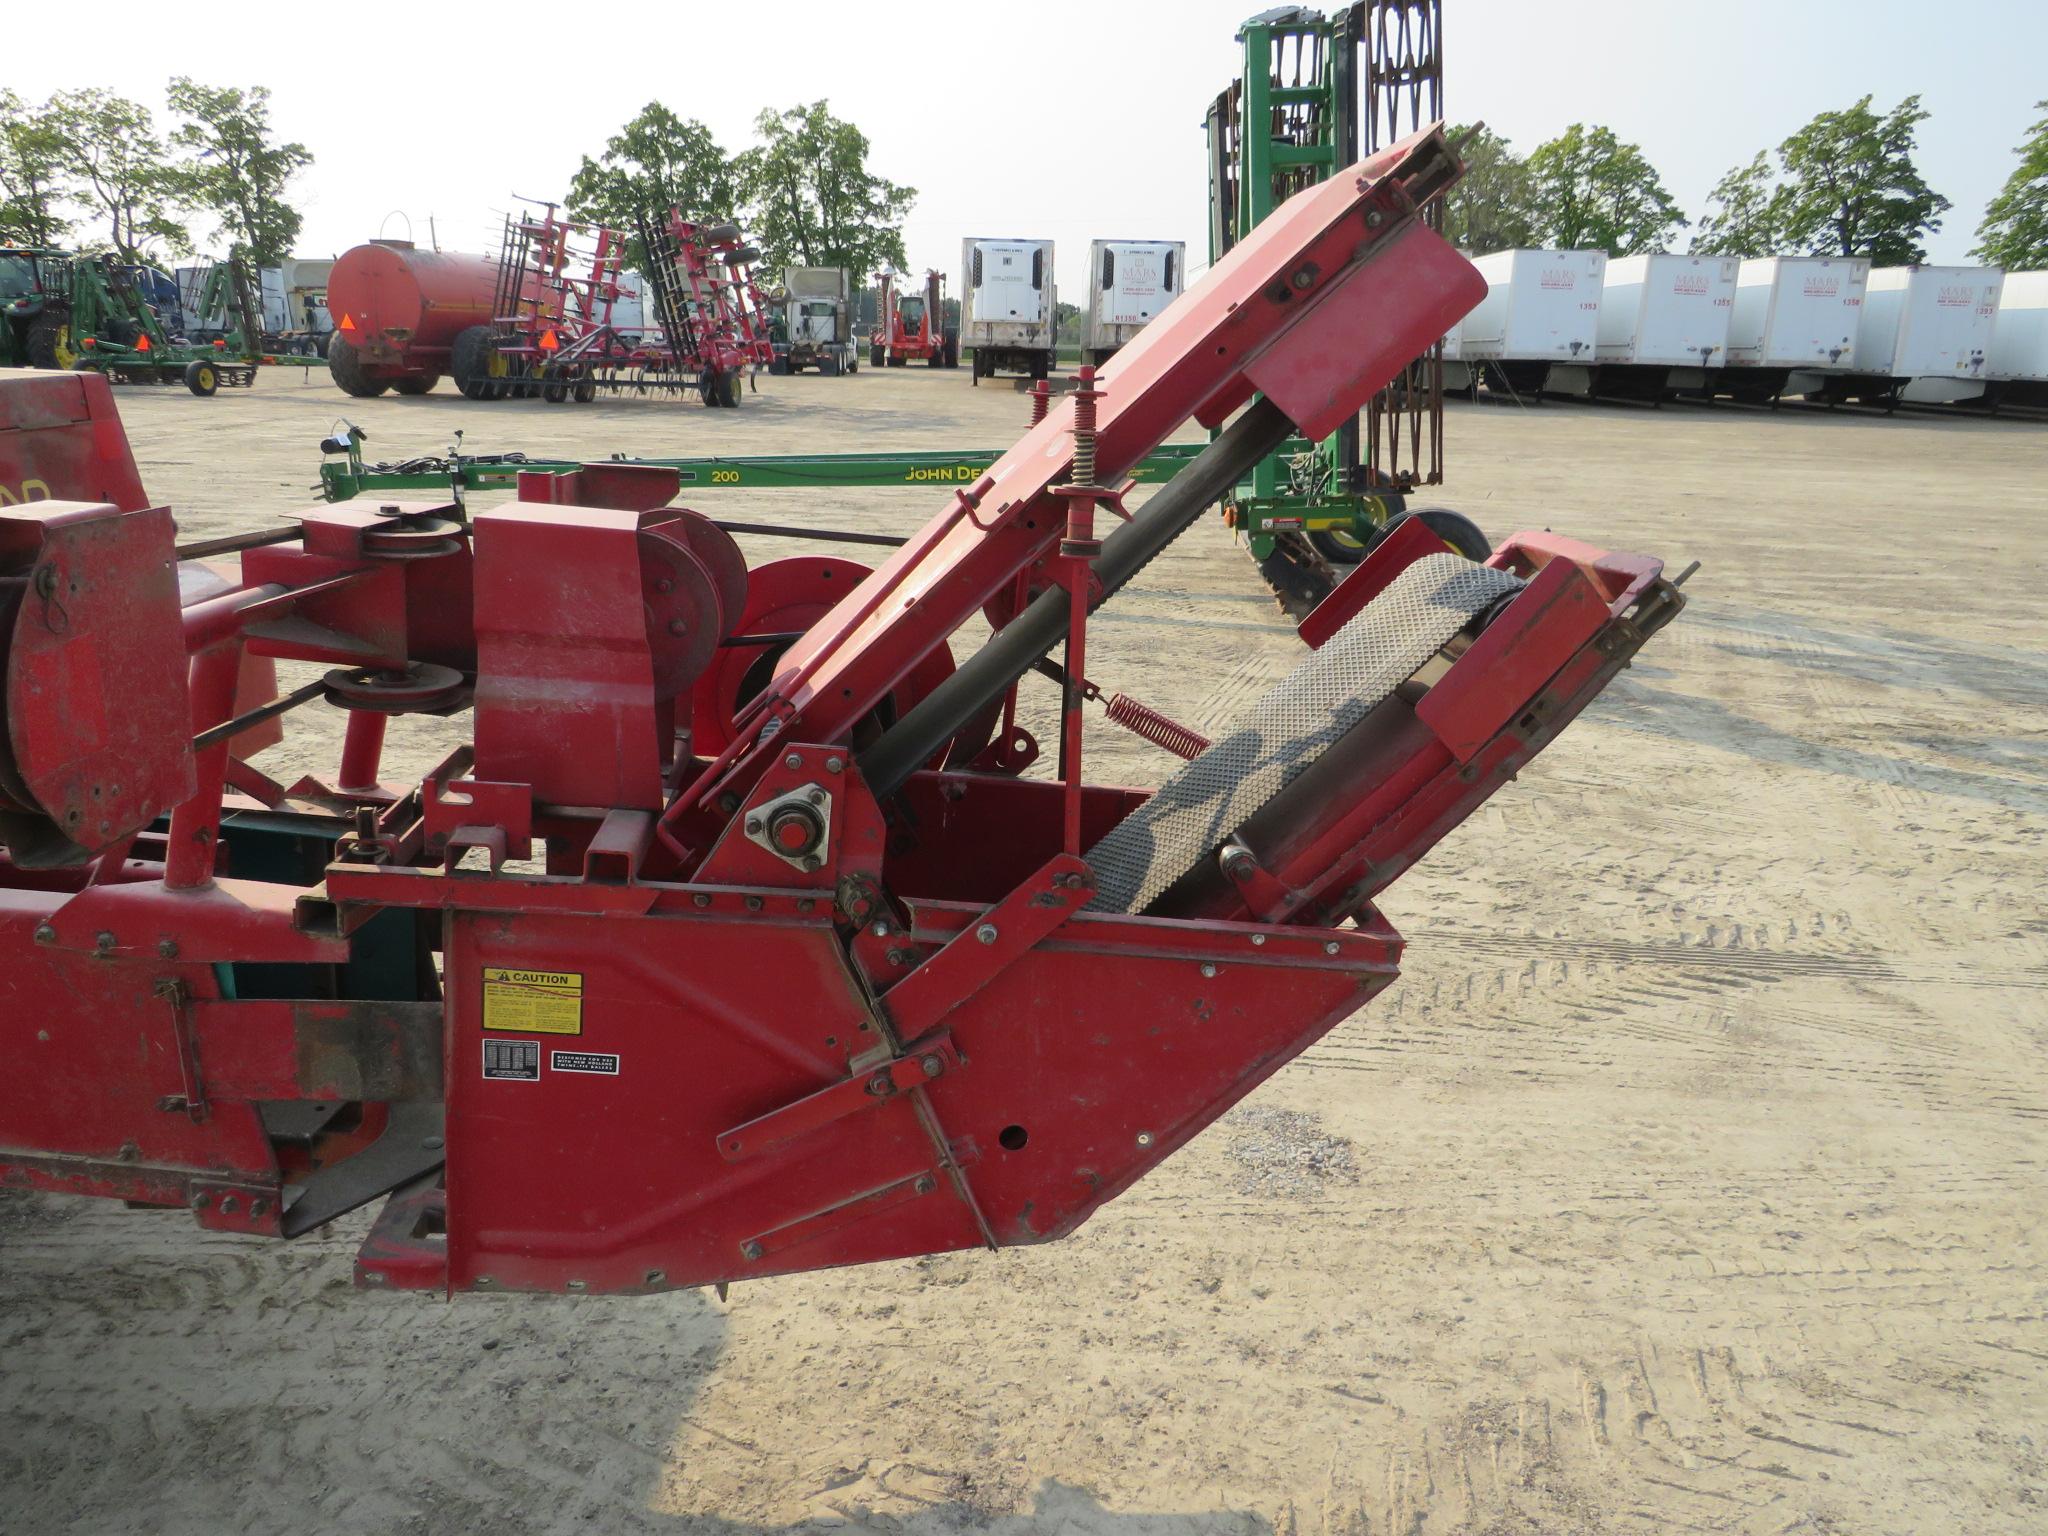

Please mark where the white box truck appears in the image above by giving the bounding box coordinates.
[1084,239,1184,363]
[1441,248,1605,397]
[1593,253,1738,395]
[1987,269,2048,408]
[1714,256,1869,402]
[1850,265,2003,404]
[961,236,1056,383]
[771,267,857,376]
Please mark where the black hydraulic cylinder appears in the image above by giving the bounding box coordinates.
[859,397,1294,798]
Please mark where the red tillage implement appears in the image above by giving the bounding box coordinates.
[0,128,1682,1296]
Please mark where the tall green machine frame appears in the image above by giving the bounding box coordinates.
[1206,2,1446,568]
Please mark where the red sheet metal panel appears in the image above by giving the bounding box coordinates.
[0,367,149,513]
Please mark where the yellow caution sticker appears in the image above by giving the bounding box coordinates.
[482,967,583,1035]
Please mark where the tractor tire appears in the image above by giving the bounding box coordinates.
[451,326,508,401]
[927,346,943,368]
[888,355,906,368]
[391,374,441,397]
[871,345,885,369]
[719,369,743,408]
[326,336,392,398]
[183,359,221,397]
[26,312,77,371]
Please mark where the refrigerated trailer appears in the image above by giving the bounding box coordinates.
[1707,256,1869,403]
[1986,270,2048,409]
[1441,248,1605,397]
[1810,265,2004,407]
[1084,239,1184,363]
[961,236,1056,382]
[1592,253,1738,398]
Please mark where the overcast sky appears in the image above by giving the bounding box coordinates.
[7,0,2043,296]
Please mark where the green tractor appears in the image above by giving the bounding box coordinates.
[17,253,252,395]
[0,248,72,368]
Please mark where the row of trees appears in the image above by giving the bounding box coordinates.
[0,83,310,267]
[567,101,914,278]
[1446,96,2048,270]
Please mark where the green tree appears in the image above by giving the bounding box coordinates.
[1773,95,1947,265]
[1691,152,1784,257]
[567,103,735,266]
[1975,100,2048,268]
[737,101,914,278]
[50,89,194,263]
[1443,123,1537,251]
[1525,124,1685,254]
[165,79,311,266]
[0,90,73,247]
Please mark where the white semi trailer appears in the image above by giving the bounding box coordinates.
[1593,253,1739,397]
[1084,240,1184,364]
[1987,270,2048,409]
[961,237,1056,383]
[1710,255,1869,402]
[1441,248,1605,397]
[1845,265,2004,405]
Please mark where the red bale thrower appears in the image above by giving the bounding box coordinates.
[0,127,1682,1296]
[871,267,958,370]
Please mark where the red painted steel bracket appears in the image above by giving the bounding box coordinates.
[716,1030,963,1164]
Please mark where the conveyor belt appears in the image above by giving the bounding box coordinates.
[1084,552,1523,914]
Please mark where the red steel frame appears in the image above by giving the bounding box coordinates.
[0,127,1684,1297]
[872,268,949,365]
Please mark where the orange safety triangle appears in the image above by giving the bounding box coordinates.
[339,313,357,332]
[538,329,560,352]
[136,334,151,352]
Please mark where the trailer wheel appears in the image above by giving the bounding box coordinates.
[27,312,77,370]
[326,336,392,398]
[870,345,885,369]
[1377,508,1492,563]
[818,354,840,377]
[573,376,598,404]
[183,359,220,397]
[451,326,509,401]
[391,374,441,397]
[719,369,743,408]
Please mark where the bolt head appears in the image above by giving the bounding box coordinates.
[824,755,844,773]
[94,931,116,954]
[1251,933,1267,947]
[740,1240,765,1261]
[1324,941,1340,955]
[1199,962,1217,978]
[784,753,803,771]
[872,921,890,937]
[915,1175,937,1195]
[976,923,999,945]
[692,892,711,908]
[921,1053,943,1077]
[745,817,763,835]
[33,924,55,945]
[157,938,179,959]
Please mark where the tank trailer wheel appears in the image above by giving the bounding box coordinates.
[183,360,220,397]
[450,326,508,402]
[327,336,393,398]
[390,374,441,397]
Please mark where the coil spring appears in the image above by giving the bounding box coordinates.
[1104,693,1211,761]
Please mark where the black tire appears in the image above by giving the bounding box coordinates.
[870,344,885,369]
[818,354,840,377]
[1381,508,1492,563]
[768,356,790,376]
[944,337,960,368]
[573,377,598,404]
[888,355,906,368]
[313,332,332,358]
[1308,525,1374,566]
[926,346,943,368]
[701,223,741,246]
[719,369,743,408]
[542,372,569,404]
[183,359,220,397]
[326,336,392,398]
[390,374,441,396]
[450,325,507,401]
[26,311,77,370]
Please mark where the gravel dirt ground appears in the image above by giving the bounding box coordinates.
[2,365,2044,1535]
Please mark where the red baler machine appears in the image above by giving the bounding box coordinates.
[0,130,1681,1295]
